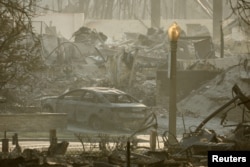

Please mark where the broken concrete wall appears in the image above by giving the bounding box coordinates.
[156,70,220,106]
[33,13,84,40]
[84,19,213,40]
[177,61,250,121]
[0,113,67,131]
[179,55,249,70]
[156,54,249,110]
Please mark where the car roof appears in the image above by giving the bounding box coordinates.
[78,87,126,94]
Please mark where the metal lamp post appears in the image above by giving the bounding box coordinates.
[167,22,180,142]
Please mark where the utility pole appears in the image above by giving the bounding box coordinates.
[213,0,222,40]
[151,0,161,28]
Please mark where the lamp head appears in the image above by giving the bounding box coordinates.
[167,22,181,41]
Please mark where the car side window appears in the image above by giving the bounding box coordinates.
[81,92,99,103]
[63,91,83,101]
[103,94,136,103]
[117,95,132,103]
[103,94,116,103]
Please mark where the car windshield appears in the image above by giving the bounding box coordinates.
[103,94,138,103]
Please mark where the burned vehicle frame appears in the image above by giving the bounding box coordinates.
[41,87,152,130]
[162,84,250,159]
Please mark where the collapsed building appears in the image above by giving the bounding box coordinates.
[0,1,250,166]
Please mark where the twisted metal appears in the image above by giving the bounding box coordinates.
[229,0,250,25]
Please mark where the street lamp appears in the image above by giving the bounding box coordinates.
[167,22,180,143]
[168,22,180,42]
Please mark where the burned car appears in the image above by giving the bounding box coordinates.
[41,87,151,130]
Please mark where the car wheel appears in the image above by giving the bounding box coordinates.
[42,105,54,113]
[89,116,103,130]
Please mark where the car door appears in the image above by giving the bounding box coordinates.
[75,90,102,123]
[55,90,83,121]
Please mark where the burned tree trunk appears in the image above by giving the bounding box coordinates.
[0,0,43,90]
[105,0,115,19]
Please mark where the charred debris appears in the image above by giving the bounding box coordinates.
[0,84,249,166]
[0,23,250,167]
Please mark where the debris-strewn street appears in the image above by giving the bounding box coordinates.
[1,0,250,167]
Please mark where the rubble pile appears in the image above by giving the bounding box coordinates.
[177,62,250,120]
[1,23,249,114]
[0,21,250,167]
[0,132,206,167]
[72,26,108,44]
[1,27,170,110]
